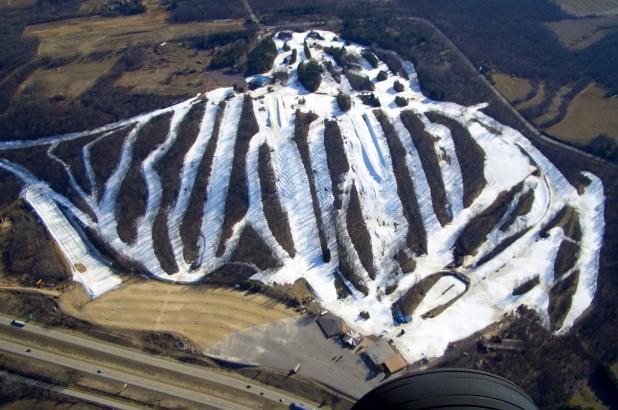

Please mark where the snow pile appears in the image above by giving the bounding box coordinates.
[0,30,606,361]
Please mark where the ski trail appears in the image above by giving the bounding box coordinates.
[168,100,220,271]
[82,130,117,202]
[133,101,194,277]
[422,117,465,217]
[391,114,441,236]
[24,186,121,298]
[0,97,196,151]
[0,159,95,228]
[200,94,243,270]
[47,142,98,214]
[98,120,148,243]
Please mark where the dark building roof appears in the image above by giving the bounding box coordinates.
[364,340,397,366]
[316,313,345,338]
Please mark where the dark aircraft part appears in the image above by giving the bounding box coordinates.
[353,368,537,410]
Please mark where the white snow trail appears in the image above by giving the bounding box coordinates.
[199,94,244,270]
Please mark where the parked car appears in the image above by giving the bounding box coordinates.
[10,319,25,328]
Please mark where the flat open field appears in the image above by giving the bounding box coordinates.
[517,81,546,110]
[114,42,245,96]
[546,16,618,49]
[23,6,244,58]
[18,56,119,99]
[60,280,297,349]
[491,73,532,102]
[553,0,618,16]
[0,0,35,9]
[547,83,618,144]
[568,382,608,410]
[533,84,573,126]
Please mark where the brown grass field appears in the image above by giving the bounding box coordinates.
[553,0,618,16]
[568,383,608,410]
[517,81,546,110]
[546,16,618,49]
[533,84,573,125]
[18,56,119,99]
[491,73,532,102]
[59,280,297,349]
[0,0,35,9]
[547,83,618,144]
[23,4,244,58]
[114,43,245,96]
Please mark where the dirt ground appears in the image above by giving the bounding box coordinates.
[23,0,244,58]
[492,73,532,102]
[114,42,244,96]
[59,279,298,349]
[547,83,618,144]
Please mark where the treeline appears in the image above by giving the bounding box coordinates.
[165,0,247,23]
[101,0,145,17]
[394,0,618,95]
[191,29,256,50]
[341,15,427,58]
[244,37,278,75]
[0,47,185,140]
[297,60,322,92]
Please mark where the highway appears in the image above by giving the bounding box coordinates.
[0,370,144,410]
[0,338,245,410]
[0,313,318,409]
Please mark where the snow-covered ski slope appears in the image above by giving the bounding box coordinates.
[0,31,605,362]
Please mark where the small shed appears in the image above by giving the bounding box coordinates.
[384,353,407,374]
[249,75,271,89]
[316,313,346,339]
[363,340,408,375]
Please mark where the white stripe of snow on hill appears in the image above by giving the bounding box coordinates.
[421,116,465,217]
[200,94,243,271]
[168,97,221,272]
[0,160,96,229]
[391,114,440,236]
[24,186,121,298]
[132,100,194,279]
[559,173,605,332]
